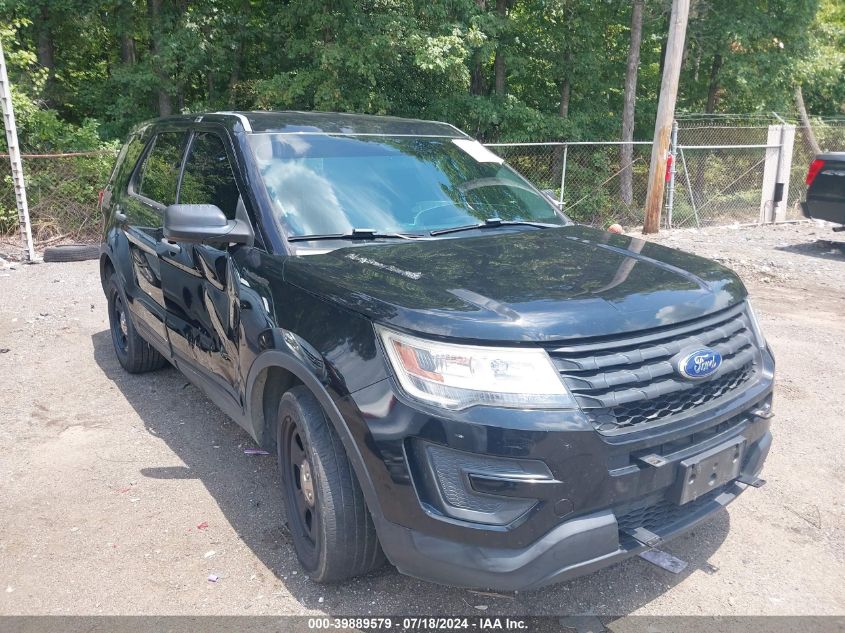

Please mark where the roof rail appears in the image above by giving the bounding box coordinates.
[212,111,253,132]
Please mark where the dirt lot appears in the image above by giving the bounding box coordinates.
[0,222,844,616]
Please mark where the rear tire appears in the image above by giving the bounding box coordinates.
[276,386,385,582]
[106,273,168,373]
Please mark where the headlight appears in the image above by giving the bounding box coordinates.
[745,300,767,348]
[376,326,575,410]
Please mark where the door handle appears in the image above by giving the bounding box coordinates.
[158,238,181,256]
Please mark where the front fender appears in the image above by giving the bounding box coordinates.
[243,345,384,522]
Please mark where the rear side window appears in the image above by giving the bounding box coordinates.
[112,134,145,195]
[135,132,187,206]
[179,132,241,220]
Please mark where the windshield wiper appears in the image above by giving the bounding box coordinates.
[288,228,424,243]
[429,217,559,236]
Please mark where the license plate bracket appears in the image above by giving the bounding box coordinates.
[670,436,746,505]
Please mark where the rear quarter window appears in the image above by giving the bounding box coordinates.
[110,134,145,197]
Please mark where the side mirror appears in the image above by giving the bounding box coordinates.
[163,204,253,246]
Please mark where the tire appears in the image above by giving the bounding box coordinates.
[106,273,168,373]
[43,244,100,263]
[276,386,385,582]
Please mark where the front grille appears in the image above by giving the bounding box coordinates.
[548,304,759,434]
[609,366,754,430]
[616,484,729,535]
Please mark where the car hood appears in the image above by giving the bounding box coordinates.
[282,225,747,342]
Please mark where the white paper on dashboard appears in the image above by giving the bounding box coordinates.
[452,139,504,164]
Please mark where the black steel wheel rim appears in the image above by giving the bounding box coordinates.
[282,416,320,556]
[111,292,128,354]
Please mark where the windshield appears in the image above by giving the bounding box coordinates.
[247,134,567,240]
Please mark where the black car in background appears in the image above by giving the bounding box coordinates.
[803,152,845,230]
[98,111,774,590]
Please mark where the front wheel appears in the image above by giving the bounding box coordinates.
[276,386,385,582]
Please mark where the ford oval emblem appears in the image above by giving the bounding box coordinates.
[677,348,722,380]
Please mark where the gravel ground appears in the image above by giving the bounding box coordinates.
[0,222,843,616]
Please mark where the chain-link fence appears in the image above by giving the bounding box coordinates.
[489,115,845,230]
[0,149,116,248]
[1,116,843,257]
[671,115,845,227]
[670,122,773,227]
[489,142,653,227]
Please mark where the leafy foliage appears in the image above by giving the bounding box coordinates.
[0,0,840,237]
[0,0,839,147]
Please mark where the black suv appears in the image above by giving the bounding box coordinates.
[99,111,774,590]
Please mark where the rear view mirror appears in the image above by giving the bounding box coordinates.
[163,204,253,245]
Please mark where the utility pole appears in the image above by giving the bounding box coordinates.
[0,38,36,261]
[642,0,690,234]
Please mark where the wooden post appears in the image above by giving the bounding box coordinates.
[642,0,690,234]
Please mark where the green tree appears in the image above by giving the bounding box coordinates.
[0,0,838,145]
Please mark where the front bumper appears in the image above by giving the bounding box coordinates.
[343,348,775,591]
[374,432,770,591]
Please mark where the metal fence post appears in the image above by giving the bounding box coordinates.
[760,124,783,224]
[666,120,678,228]
[558,144,568,206]
[771,113,787,223]
[769,113,795,223]
[679,147,700,227]
[0,38,36,261]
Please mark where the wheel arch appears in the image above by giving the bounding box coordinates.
[99,251,115,293]
[247,363,301,453]
[244,350,384,519]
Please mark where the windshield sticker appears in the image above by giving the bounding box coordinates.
[452,139,504,164]
[346,253,422,280]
